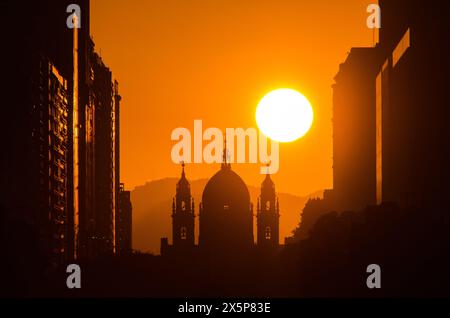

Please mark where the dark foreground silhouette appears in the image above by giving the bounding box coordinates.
[2,202,450,298]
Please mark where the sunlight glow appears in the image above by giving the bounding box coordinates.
[256,88,314,142]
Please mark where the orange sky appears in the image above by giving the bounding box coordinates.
[91,0,374,196]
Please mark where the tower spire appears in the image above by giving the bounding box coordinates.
[181,160,186,178]
[172,161,195,248]
[257,166,279,248]
[221,134,230,169]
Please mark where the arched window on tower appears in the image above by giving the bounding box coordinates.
[266,201,271,210]
[180,227,187,240]
[181,201,186,211]
[265,226,272,240]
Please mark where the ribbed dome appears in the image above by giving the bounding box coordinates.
[202,168,250,208]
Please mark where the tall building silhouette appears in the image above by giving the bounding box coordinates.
[1,0,90,263]
[90,50,120,255]
[76,39,122,258]
[1,0,127,264]
[332,47,381,211]
[114,81,122,253]
[116,183,132,254]
[375,0,450,208]
[76,37,97,258]
[28,57,70,265]
[331,0,450,211]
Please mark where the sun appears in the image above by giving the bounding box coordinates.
[256,88,314,142]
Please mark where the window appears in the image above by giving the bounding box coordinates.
[265,226,271,240]
[180,227,187,240]
[265,201,271,209]
[181,201,186,211]
[223,204,229,211]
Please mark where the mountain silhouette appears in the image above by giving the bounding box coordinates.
[131,178,323,254]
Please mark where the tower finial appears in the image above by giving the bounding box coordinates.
[264,161,271,176]
[181,160,186,178]
[221,134,230,169]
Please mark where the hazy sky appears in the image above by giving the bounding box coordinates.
[91,0,374,196]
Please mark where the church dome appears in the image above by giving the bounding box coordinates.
[199,165,253,251]
[198,141,254,251]
[202,167,250,210]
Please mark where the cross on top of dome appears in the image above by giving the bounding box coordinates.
[221,135,231,170]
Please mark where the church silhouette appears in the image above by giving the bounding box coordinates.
[161,144,280,259]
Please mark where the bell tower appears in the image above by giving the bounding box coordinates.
[257,172,280,249]
[172,162,195,248]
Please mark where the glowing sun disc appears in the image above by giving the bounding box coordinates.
[256,88,313,142]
